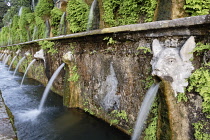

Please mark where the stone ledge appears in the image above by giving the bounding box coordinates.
[0,92,16,140]
[1,14,209,47]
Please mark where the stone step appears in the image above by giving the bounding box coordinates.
[0,92,17,140]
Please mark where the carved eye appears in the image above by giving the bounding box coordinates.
[168,58,176,64]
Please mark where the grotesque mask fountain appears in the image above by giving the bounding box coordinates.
[34,49,45,61]
[150,36,196,96]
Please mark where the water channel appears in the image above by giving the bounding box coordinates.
[0,62,130,140]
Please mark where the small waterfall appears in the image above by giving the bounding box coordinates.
[44,19,50,38]
[8,55,17,70]
[32,26,38,40]
[18,6,23,16]
[2,54,7,62]
[59,12,66,35]
[20,59,36,86]
[31,0,35,11]
[131,83,160,140]
[13,56,26,76]
[87,0,100,31]
[4,54,11,65]
[38,63,65,111]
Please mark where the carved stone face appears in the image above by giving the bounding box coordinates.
[34,49,45,61]
[150,36,196,95]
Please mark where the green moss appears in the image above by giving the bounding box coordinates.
[66,0,89,33]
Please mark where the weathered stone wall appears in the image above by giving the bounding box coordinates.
[2,15,210,138]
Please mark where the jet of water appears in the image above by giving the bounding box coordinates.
[13,56,26,77]
[8,55,17,71]
[59,12,66,35]
[87,0,98,31]
[131,83,160,140]
[20,59,36,87]
[38,63,65,111]
[4,55,11,65]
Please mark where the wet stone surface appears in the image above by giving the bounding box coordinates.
[0,94,16,140]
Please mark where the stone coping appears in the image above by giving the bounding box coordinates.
[0,92,16,140]
[1,14,209,48]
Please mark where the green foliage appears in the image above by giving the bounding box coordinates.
[38,40,57,54]
[2,6,17,26]
[193,42,210,55]
[144,98,158,140]
[140,76,154,90]
[110,110,128,126]
[35,16,46,39]
[68,65,80,82]
[137,46,151,54]
[18,7,31,42]
[103,37,117,45]
[110,119,120,126]
[35,0,54,18]
[188,63,210,117]
[193,121,210,140]
[177,93,188,103]
[50,8,63,36]
[184,0,210,16]
[102,0,157,27]
[66,0,89,33]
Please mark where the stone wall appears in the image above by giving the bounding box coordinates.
[2,15,210,138]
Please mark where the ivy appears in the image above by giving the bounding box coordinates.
[66,0,89,33]
[184,0,210,16]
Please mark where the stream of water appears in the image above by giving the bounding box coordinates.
[131,83,160,140]
[20,59,36,86]
[0,62,130,140]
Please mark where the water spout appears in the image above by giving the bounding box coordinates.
[20,59,36,86]
[131,83,160,140]
[13,56,26,77]
[4,54,11,65]
[8,55,17,70]
[45,19,50,38]
[38,63,65,111]
[18,6,23,16]
[59,12,66,35]
[87,0,100,31]
[32,26,38,40]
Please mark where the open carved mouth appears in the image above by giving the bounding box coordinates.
[153,76,161,83]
